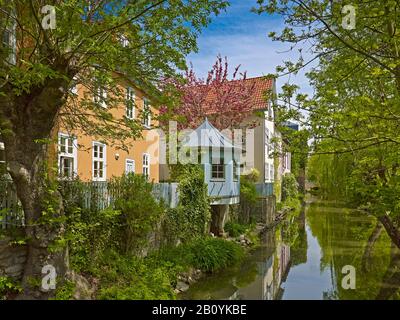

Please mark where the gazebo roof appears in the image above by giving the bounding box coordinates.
[182,118,240,149]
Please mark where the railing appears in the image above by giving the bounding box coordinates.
[208,180,240,205]
[60,181,179,210]
[0,179,24,229]
[152,183,179,208]
[0,180,179,229]
[255,182,274,197]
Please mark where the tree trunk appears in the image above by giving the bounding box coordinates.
[5,141,68,300]
[379,215,400,250]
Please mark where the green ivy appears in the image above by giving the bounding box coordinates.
[164,165,211,243]
[281,173,299,202]
[53,280,75,300]
[0,277,22,299]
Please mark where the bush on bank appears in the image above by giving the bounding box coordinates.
[59,171,243,299]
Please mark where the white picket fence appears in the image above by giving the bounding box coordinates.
[0,180,179,230]
[0,180,25,229]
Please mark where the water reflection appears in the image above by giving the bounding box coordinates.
[181,199,400,300]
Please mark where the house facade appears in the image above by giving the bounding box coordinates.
[56,81,160,183]
[239,77,292,199]
[228,77,292,196]
[1,12,160,183]
[238,77,277,184]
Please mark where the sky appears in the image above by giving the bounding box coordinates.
[187,0,315,97]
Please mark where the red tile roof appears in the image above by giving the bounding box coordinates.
[241,76,274,110]
[204,76,274,114]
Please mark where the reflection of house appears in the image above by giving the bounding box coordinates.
[262,234,291,300]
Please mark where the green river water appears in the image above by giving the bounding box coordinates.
[181,198,400,300]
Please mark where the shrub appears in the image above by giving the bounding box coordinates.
[62,174,164,271]
[164,165,210,243]
[149,237,245,274]
[224,221,247,237]
[53,280,75,300]
[239,170,259,223]
[0,277,21,299]
[95,251,175,300]
[240,169,259,204]
[111,174,164,254]
[64,205,122,272]
[188,237,244,272]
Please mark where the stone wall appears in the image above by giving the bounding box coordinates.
[0,237,27,279]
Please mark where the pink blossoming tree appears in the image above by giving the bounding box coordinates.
[162,55,257,130]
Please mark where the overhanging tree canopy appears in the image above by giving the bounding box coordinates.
[0,0,228,299]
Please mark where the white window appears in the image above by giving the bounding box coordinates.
[93,142,106,181]
[270,165,274,181]
[93,80,107,108]
[0,142,5,171]
[142,153,150,179]
[268,106,273,120]
[58,134,77,178]
[126,87,135,119]
[125,159,135,174]
[142,99,151,128]
[2,21,16,65]
[265,163,269,182]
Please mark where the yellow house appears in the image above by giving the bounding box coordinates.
[56,79,160,183]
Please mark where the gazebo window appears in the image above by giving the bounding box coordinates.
[211,162,225,180]
[211,148,225,180]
